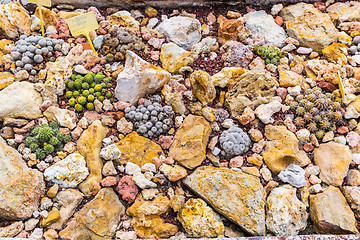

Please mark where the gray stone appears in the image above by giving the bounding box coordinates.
[278,164,306,188]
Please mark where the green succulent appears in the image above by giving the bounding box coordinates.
[50,136,59,146]
[38,127,53,142]
[30,143,39,152]
[36,148,46,160]
[44,144,55,154]
[63,135,71,143]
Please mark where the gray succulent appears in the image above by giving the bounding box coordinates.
[219,126,251,158]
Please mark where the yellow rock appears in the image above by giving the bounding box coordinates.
[278,70,305,87]
[57,11,82,20]
[322,43,348,65]
[160,42,197,73]
[0,3,31,39]
[131,215,178,239]
[190,70,216,106]
[349,95,360,112]
[263,125,311,174]
[127,194,170,216]
[211,67,247,88]
[183,166,266,235]
[77,120,109,197]
[116,131,163,167]
[0,72,14,90]
[169,115,211,169]
[0,39,13,52]
[35,7,58,28]
[241,167,260,177]
[310,186,358,234]
[59,188,125,240]
[107,11,140,35]
[47,183,59,198]
[57,152,67,159]
[247,154,263,167]
[178,198,224,238]
[145,6,158,17]
[351,31,360,37]
[170,195,185,212]
[338,32,352,45]
[40,207,60,227]
[313,142,351,186]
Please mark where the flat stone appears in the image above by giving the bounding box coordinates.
[160,42,197,74]
[0,82,42,120]
[0,136,44,220]
[313,142,351,186]
[0,3,31,39]
[156,16,201,50]
[266,185,308,236]
[263,125,311,174]
[60,188,125,240]
[244,10,287,47]
[44,153,89,188]
[0,221,24,238]
[114,51,170,105]
[50,189,84,230]
[280,3,338,51]
[178,198,224,238]
[169,115,211,169]
[77,120,109,197]
[327,1,360,24]
[44,106,77,130]
[116,131,163,167]
[225,66,278,118]
[183,166,266,236]
[310,186,358,234]
[211,67,247,88]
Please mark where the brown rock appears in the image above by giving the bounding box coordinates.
[60,188,125,240]
[35,7,58,28]
[77,120,109,197]
[116,131,163,167]
[278,70,305,87]
[0,136,44,220]
[309,186,358,234]
[263,125,311,174]
[217,15,245,44]
[169,115,211,169]
[183,166,266,236]
[313,142,351,186]
[190,70,216,106]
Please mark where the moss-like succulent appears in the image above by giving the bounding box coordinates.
[24,122,71,160]
[64,70,114,112]
[287,87,344,140]
[254,45,284,65]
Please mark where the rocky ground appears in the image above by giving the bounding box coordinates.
[1,0,360,239]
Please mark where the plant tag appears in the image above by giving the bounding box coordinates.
[28,0,51,35]
[338,70,345,100]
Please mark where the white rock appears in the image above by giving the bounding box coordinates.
[278,164,306,188]
[156,16,201,50]
[244,10,287,47]
[212,147,221,156]
[296,47,313,54]
[141,163,157,173]
[116,230,137,240]
[125,162,141,175]
[147,17,159,28]
[43,106,77,130]
[46,25,57,35]
[271,4,283,15]
[221,119,235,128]
[93,36,104,50]
[132,172,157,189]
[25,218,39,231]
[31,15,40,31]
[352,153,360,165]
[296,129,310,142]
[0,82,42,120]
[100,144,121,161]
[43,153,89,188]
[288,85,301,96]
[102,161,117,176]
[116,117,133,134]
[334,136,347,145]
[29,228,43,240]
[255,101,282,124]
[74,65,88,75]
[345,106,360,119]
[114,51,170,105]
[309,184,323,194]
[353,55,360,65]
[191,37,219,54]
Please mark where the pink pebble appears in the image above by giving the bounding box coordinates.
[346,131,360,148]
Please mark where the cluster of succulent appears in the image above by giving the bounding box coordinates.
[253,45,285,65]
[65,71,113,112]
[219,126,251,158]
[289,87,343,139]
[11,35,64,74]
[24,122,71,160]
[125,95,175,139]
[101,28,145,62]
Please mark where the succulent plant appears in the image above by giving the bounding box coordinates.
[65,71,114,112]
[253,45,284,65]
[24,122,71,160]
[125,95,175,139]
[288,87,344,140]
[219,126,251,158]
[11,35,64,74]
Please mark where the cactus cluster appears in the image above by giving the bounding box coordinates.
[101,27,145,62]
[24,122,71,160]
[288,87,343,139]
[253,45,285,65]
[219,126,251,158]
[65,71,114,112]
[11,35,64,75]
[125,95,175,139]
